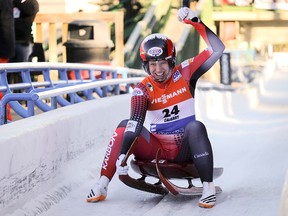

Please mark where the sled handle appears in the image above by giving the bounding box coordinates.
[120,138,137,167]
[155,148,179,196]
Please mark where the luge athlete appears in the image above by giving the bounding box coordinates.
[87,7,225,208]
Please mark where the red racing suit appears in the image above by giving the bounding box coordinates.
[100,19,225,181]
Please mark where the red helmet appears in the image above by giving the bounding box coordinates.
[140,33,176,74]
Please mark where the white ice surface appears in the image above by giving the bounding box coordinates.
[2,61,288,216]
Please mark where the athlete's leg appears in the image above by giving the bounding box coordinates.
[175,120,214,182]
[175,120,216,208]
[100,120,161,180]
[100,119,128,180]
[87,119,128,202]
[87,120,160,202]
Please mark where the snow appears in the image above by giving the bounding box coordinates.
[1,58,288,216]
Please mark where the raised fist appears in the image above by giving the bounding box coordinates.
[177,7,199,22]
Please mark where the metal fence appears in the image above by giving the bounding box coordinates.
[0,62,146,125]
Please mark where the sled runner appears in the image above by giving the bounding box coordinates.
[119,148,223,196]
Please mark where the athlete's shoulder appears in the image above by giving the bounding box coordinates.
[174,58,195,80]
[140,75,154,85]
[131,80,151,98]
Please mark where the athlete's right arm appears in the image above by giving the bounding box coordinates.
[177,7,225,81]
[119,83,149,155]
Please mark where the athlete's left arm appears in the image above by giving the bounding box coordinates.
[119,83,149,155]
[183,18,225,81]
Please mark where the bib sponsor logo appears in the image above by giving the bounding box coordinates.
[132,87,144,96]
[147,82,153,91]
[147,47,163,57]
[102,131,118,170]
[181,59,189,68]
[151,87,187,104]
[181,58,193,68]
[125,120,137,133]
[173,70,181,82]
[150,125,185,134]
[194,151,209,159]
[164,115,179,122]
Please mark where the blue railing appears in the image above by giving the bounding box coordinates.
[0,62,146,125]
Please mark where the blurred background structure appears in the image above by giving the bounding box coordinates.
[32,0,288,85]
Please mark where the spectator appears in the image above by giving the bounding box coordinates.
[0,0,15,63]
[10,0,39,63]
[0,0,15,121]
